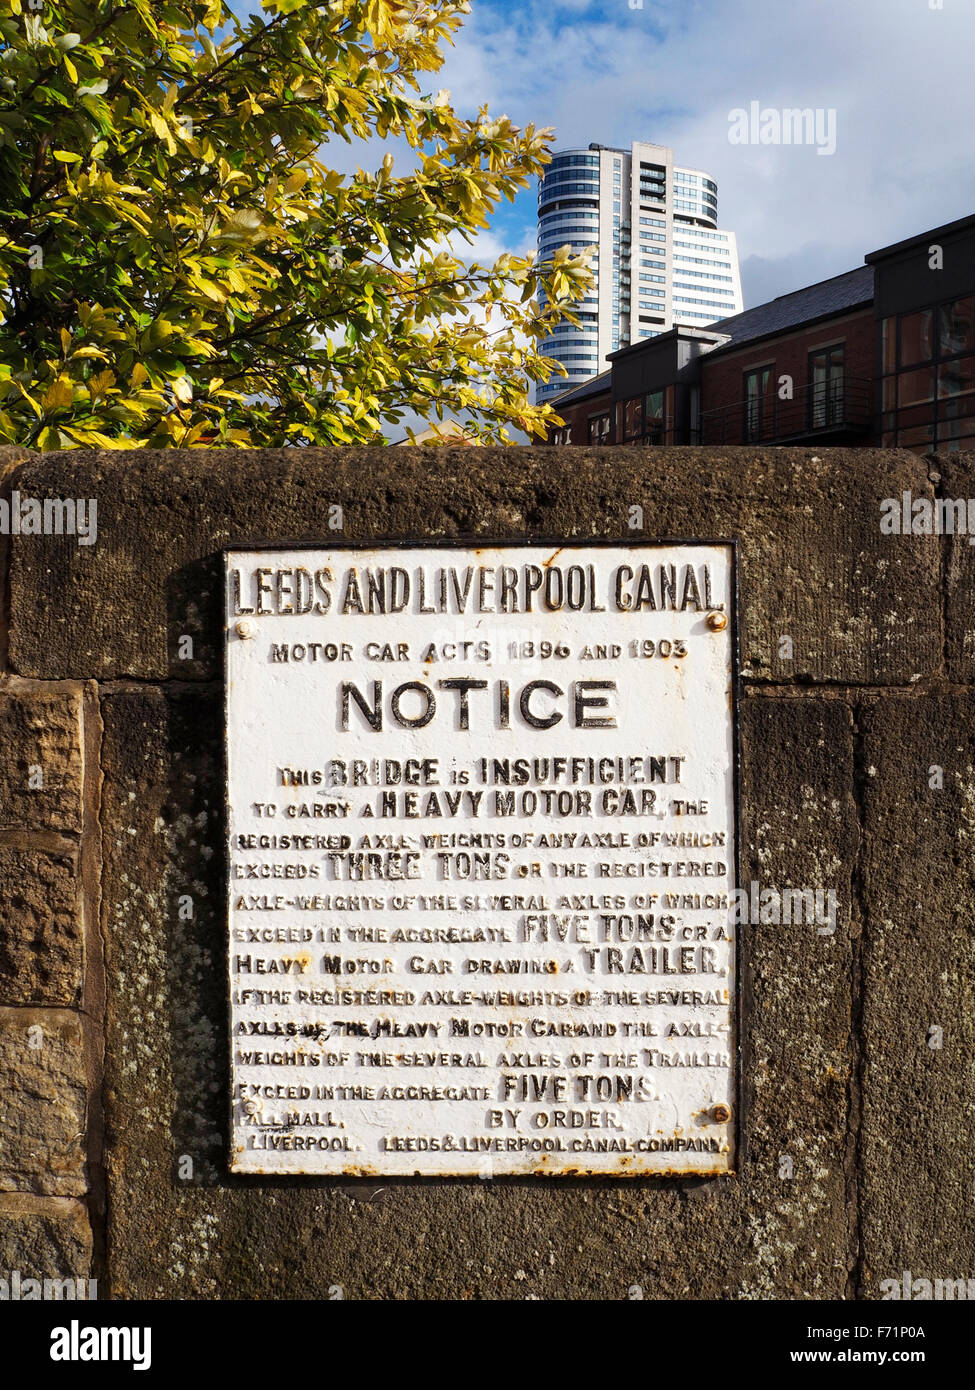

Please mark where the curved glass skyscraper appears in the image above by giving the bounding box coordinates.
[535,140,743,402]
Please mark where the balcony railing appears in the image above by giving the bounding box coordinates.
[700,377,873,445]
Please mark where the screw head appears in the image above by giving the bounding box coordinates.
[235,620,254,639]
[706,611,728,631]
[712,1103,732,1123]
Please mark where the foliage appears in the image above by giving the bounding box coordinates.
[0,0,592,447]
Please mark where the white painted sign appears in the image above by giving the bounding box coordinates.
[225,544,737,1176]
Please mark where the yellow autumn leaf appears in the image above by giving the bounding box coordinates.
[61,427,124,448]
[0,2,590,450]
[87,370,116,399]
[191,275,228,303]
[40,378,74,411]
[69,346,110,360]
[148,109,176,153]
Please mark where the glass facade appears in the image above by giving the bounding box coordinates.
[618,388,673,444]
[879,296,975,452]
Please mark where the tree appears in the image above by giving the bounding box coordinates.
[0,0,592,448]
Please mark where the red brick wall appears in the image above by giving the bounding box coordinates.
[701,308,876,438]
[537,387,613,445]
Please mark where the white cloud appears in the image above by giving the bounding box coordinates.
[234,1,974,358]
[440,0,975,304]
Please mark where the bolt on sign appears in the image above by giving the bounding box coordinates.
[224,543,739,1176]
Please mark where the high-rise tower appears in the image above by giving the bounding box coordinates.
[535,140,743,402]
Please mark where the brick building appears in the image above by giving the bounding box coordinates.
[539,213,975,455]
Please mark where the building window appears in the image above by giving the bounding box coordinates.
[881,316,896,374]
[619,390,668,444]
[898,310,934,367]
[644,391,664,444]
[880,296,975,452]
[940,297,975,356]
[621,397,640,440]
[744,366,773,442]
[809,345,845,428]
[938,410,975,448]
[939,356,975,399]
[588,413,611,444]
[898,368,935,408]
[897,423,934,449]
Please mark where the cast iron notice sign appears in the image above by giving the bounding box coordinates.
[225,543,738,1176]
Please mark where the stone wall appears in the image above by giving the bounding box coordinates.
[0,444,972,1300]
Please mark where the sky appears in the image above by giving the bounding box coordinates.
[224,0,975,435]
[433,0,975,307]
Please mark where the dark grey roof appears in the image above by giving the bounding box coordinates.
[706,264,874,352]
[544,263,875,399]
[547,369,612,406]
